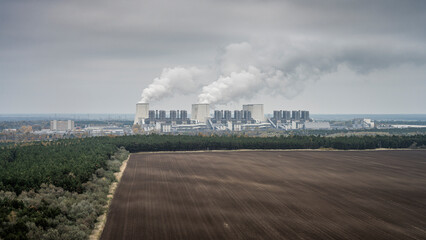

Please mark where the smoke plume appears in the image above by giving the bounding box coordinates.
[140,40,425,105]
[197,41,331,104]
[197,40,425,105]
[198,66,262,104]
[139,67,205,103]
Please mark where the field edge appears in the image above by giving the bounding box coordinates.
[131,147,425,155]
[89,153,131,240]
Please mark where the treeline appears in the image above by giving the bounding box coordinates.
[101,134,426,152]
[0,148,129,240]
[377,120,426,125]
[288,127,426,136]
[0,140,117,194]
[1,134,426,195]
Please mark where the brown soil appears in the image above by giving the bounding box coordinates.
[100,150,426,240]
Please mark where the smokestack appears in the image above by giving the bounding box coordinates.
[134,103,149,125]
[191,104,210,123]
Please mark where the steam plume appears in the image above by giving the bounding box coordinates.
[198,66,262,104]
[139,67,204,103]
[139,40,425,105]
[197,40,424,105]
[197,41,329,104]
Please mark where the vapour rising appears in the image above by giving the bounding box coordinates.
[140,40,425,105]
[138,67,205,103]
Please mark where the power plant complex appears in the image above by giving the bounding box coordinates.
[134,103,328,133]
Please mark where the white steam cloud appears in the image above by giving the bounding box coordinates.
[140,40,425,105]
[197,39,425,105]
[198,66,262,104]
[197,41,330,105]
[139,67,205,103]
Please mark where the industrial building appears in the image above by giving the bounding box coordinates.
[133,102,338,133]
[146,110,190,125]
[212,110,254,124]
[273,110,292,122]
[191,104,210,123]
[301,111,310,121]
[50,120,74,131]
[270,110,310,130]
[242,104,264,122]
[304,122,331,130]
[134,102,268,133]
[84,125,132,136]
[209,109,260,131]
[134,103,149,125]
[352,118,375,129]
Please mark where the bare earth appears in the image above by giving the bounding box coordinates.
[100,150,426,240]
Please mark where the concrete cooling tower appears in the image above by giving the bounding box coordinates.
[191,104,210,123]
[243,104,264,122]
[134,103,149,125]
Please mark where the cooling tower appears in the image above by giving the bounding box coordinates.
[242,104,264,122]
[191,104,210,123]
[134,103,149,125]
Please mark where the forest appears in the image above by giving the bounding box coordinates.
[0,146,129,240]
[0,134,425,239]
[2,134,426,194]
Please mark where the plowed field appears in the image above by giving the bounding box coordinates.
[100,150,426,240]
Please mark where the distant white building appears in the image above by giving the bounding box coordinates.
[2,129,17,133]
[50,120,74,131]
[161,124,171,133]
[279,121,298,130]
[304,122,331,130]
[84,125,129,136]
[352,118,375,129]
[233,123,242,131]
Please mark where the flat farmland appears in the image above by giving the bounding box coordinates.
[100,150,426,240]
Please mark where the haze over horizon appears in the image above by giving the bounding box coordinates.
[1,0,425,114]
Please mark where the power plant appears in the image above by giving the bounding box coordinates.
[191,104,210,123]
[145,110,190,125]
[50,120,75,131]
[242,104,265,122]
[134,103,149,125]
[133,102,320,133]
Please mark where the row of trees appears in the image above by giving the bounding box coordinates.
[288,127,426,136]
[101,134,426,152]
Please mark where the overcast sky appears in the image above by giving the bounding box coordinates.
[1,0,425,114]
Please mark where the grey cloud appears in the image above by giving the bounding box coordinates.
[196,37,426,105]
[0,0,425,113]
